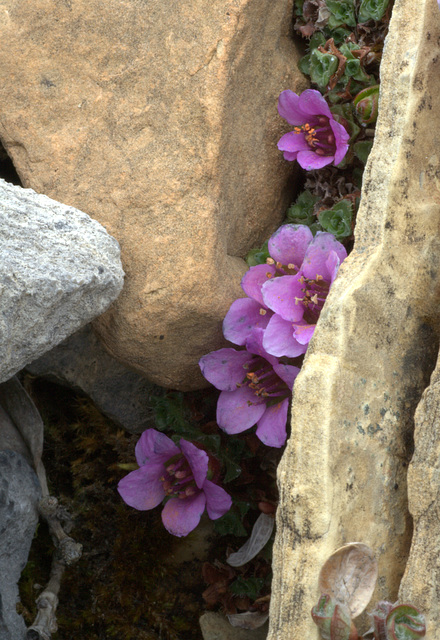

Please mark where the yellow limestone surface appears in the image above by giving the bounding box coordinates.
[268,0,440,637]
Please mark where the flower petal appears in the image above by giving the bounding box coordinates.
[199,348,253,391]
[325,250,343,283]
[262,314,308,358]
[161,492,206,537]
[117,464,166,511]
[301,232,347,281]
[296,149,334,170]
[203,480,232,520]
[277,89,310,125]
[330,119,350,165]
[272,363,300,389]
[223,297,272,346]
[282,150,299,162]
[135,429,180,467]
[244,327,279,366]
[277,131,309,153]
[180,440,209,489]
[241,264,276,306]
[293,322,316,345]
[268,224,313,267]
[217,387,266,435]
[298,89,332,119]
[261,274,305,322]
[256,399,290,448]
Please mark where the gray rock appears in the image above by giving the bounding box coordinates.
[0,450,41,640]
[26,325,156,434]
[0,178,124,384]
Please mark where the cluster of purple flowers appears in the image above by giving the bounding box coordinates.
[117,88,350,537]
[200,224,347,448]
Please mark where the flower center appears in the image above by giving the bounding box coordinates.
[293,116,336,157]
[295,275,330,323]
[238,356,291,406]
[160,454,198,500]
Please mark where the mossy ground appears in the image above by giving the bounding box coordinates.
[19,378,217,640]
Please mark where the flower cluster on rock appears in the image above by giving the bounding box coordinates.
[200,223,347,447]
[118,429,232,537]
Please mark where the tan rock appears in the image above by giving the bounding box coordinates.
[268,0,440,638]
[0,0,306,390]
[398,349,440,634]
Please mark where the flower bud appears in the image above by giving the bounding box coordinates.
[311,594,359,640]
[353,85,379,125]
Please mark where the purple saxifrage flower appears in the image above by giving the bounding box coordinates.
[223,224,347,358]
[199,329,300,448]
[118,429,232,537]
[277,89,350,170]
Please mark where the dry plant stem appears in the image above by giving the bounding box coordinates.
[26,560,64,640]
[26,497,83,639]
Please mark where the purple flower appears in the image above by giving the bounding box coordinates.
[118,429,232,537]
[277,89,349,170]
[199,329,300,448]
[223,225,347,358]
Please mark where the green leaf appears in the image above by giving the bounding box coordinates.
[326,0,356,28]
[229,576,265,601]
[386,604,426,640]
[246,240,270,266]
[358,0,390,22]
[308,32,327,52]
[318,200,353,240]
[353,140,373,165]
[298,53,311,76]
[309,48,338,90]
[286,190,319,226]
[214,508,248,537]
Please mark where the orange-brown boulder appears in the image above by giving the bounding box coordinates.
[0,0,306,389]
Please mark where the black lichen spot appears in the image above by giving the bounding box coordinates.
[159,335,164,340]
[41,77,56,88]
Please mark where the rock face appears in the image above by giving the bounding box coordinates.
[0,0,306,390]
[26,325,157,434]
[0,450,41,640]
[268,0,440,638]
[398,349,440,635]
[0,179,124,384]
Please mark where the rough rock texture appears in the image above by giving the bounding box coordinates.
[26,325,157,434]
[0,0,306,390]
[0,178,124,384]
[200,612,268,640]
[0,450,41,640]
[398,348,440,635]
[268,1,440,638]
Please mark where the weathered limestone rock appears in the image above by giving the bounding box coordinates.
[26,325,157,434]
[0,179,124,384]
[268,1,440,638]
[0,0,306,390]
[398,349,440,634]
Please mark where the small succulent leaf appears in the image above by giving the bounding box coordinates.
[226,513,274,567]
[386,604,426,640]
[318,543,378,618]
[358,0,390,22]
[354,141,373,165]
[371,601,394,639]
[318,199,353,240]
[326,0,356,28]
[311,594,335,639]
[309,49,339,90]
[227,611,269,629]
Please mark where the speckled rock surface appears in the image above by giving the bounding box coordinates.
[0,0,306,390]
[0,179,124,384]
[268,0,440,638]
[399,347,440,635]
[26,324,156,434]
[0,450,41,640]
